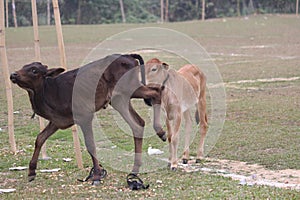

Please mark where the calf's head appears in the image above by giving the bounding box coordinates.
[10,62,65,92]
[145,58,169,85]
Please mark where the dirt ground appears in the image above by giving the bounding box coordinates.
[179,158,300,191]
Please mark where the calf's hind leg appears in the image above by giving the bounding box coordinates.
[79,116,103,185]
[111,99,145,174]
[196,98,208,163]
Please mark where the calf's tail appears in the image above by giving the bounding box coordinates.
[130,54,144,66]
[129,54,152,106]
[130,54,146,86]
[195,71,208,126]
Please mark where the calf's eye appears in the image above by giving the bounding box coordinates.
[32,69,38,74]
[151,67,157,72]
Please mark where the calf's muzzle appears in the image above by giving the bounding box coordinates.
[10,72,19,83]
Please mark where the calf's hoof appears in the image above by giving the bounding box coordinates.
[28,175,36,182]
[160,134,166,142]
[195,159,203,164]
[171,167,177,171]
[144,98,152,106]
[101,169,107,179]
[182,159,188,164]
[157,131,167,142]
[167,163,171,168]
[92,180,101,186]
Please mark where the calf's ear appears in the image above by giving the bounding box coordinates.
[162,62,169,70]
[46,68,65,77]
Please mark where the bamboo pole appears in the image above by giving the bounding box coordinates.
[297,0,299,16]
[11,0,17,27]
[119,0,126,23]
[0,0,17,154]
[237,0,241,17]
[31,0,49,160]
[160,0,164,23]
[76,0,81,24]
[52,0,83,169]
[52,0,66,67]
[31,0,40,62]
[165,0,169,22]
[202,0,205,21]
[47,0,50,25]
[5,0,8,27]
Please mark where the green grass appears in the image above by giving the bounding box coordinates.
[1,15,300,199]
[2,167,299,199]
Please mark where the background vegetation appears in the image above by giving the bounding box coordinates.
[5,0,300,26]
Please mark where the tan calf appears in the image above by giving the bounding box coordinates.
[145,58,208,170]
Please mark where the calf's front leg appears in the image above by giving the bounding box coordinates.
[169,117,181,171]
[28,122,58,181]
[182,110,192,164]
[132,86,166,141]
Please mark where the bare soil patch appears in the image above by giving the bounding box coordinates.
[179,158,300,191]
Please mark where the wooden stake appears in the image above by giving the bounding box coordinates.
[52,0,83,169]
[31,0,41,61]
[202,0,205,21]
[11,0,17,27]
[119,0,126,23]
[160,0,164,23]
[0,0,17,154]
[52,0,66,67]
[31,0,49,159]
[297,0,299,16]
[47,0,50,25]
[165,0,169,22]
[5,0,8,27]
[237,0,241,17]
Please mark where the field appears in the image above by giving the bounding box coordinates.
[0,15,299,199]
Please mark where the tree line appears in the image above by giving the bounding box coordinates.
[5,0,299,27]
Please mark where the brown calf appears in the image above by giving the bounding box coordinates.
[145,58,208,170]
[10,54,165,184]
